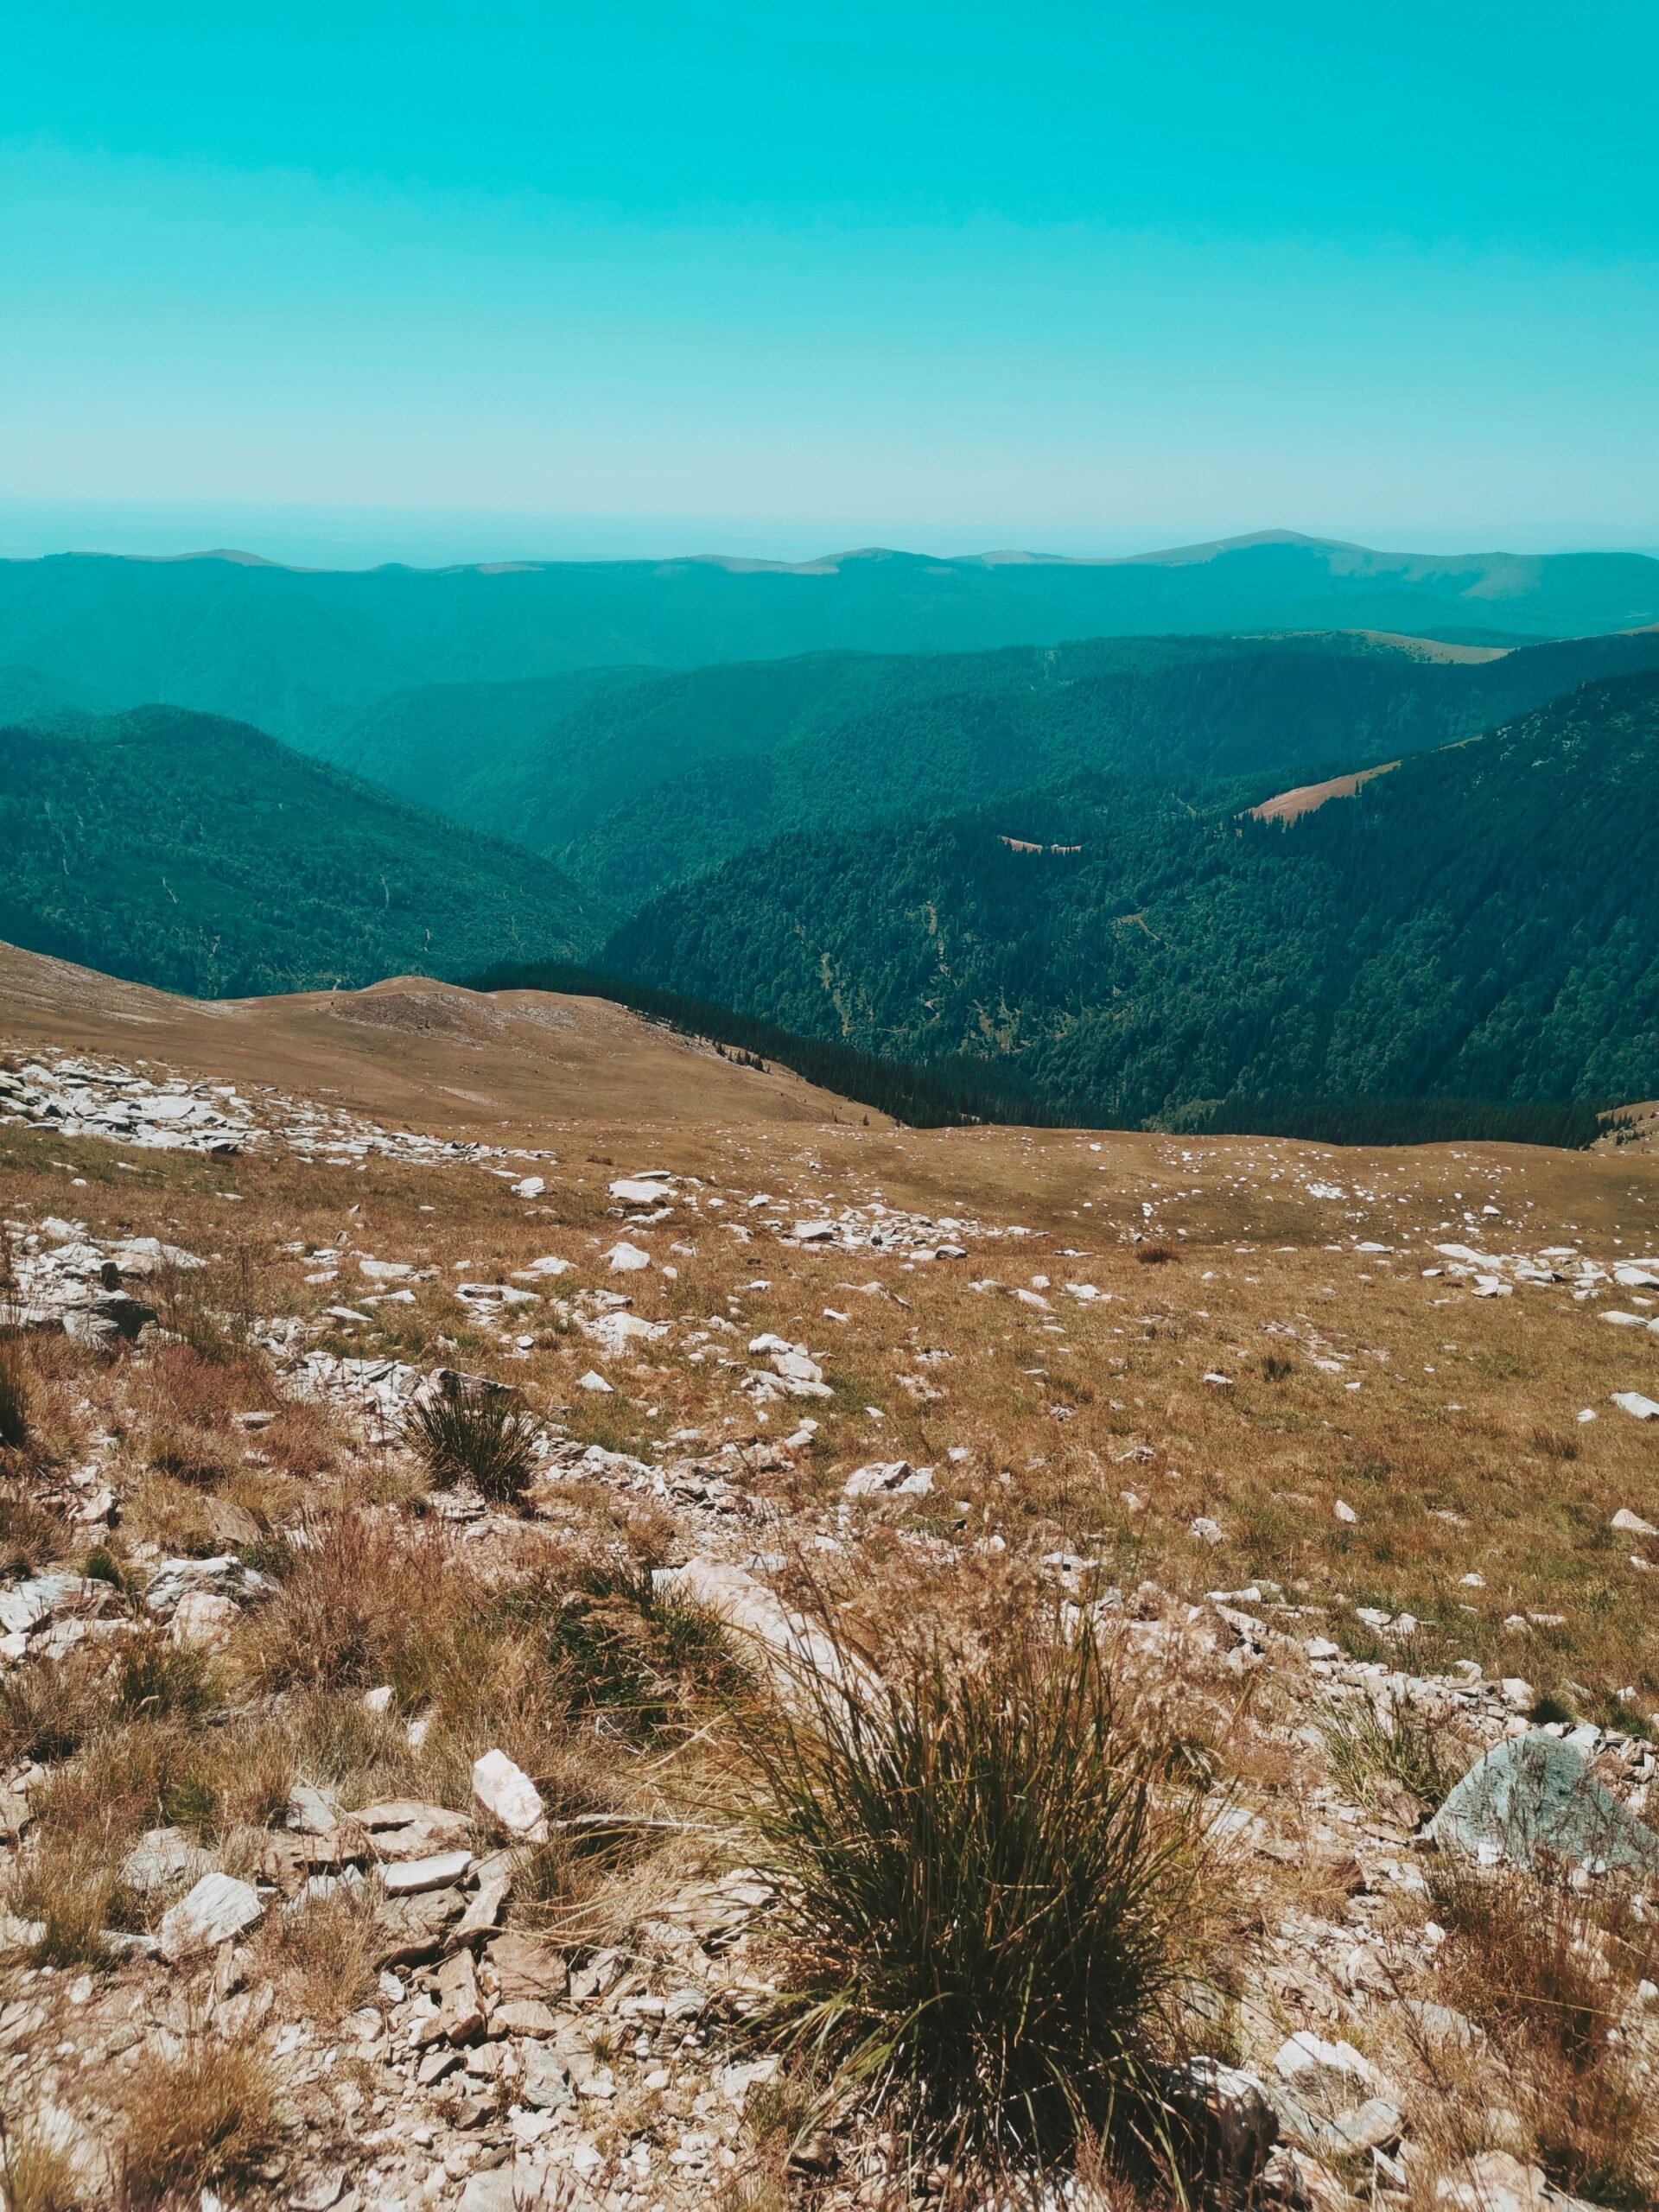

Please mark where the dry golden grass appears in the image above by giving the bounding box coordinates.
[4,1826,135,1967]
[232,1511,466,1700]
[116,2030,281,2207]
[7,972,1659,2204]
[7,1081,1658,1713]
[0,2111,85,2212]
[0,1345,31,1458]
[1420,1861,1659,2207]
[247,1881,382,2023]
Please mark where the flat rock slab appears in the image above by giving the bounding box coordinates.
[159,1872,264,1961]
[1428,1728,1659,1876]
[487,1930,569,2002]
[383,1849,472,1894]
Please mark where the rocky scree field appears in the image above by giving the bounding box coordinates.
[1,1038,1658,2211]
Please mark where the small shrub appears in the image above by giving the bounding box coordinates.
[1135,1244,1177,1266]
[1531,1692,1575,1727]
[738,1616,1219,2164]
[118,2034,280,2207]
[404,1384,539,1504]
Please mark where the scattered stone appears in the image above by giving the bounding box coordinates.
[289,2167,348,2212]
[382,1850,473,1895]
[459,2156,589,2211]
[435,1948,485,2044]
[516,2048,576,2114]
[488,1931,569,2003]
[451,1867,511,1946]
[843,1459,931,1497]
[472,1748,546,1839]
[1162,2055,1279,2191]
[1433,2151,1548,2211]
[121,1827,213,1894]
[170,1589,241,1649]
[143,1554,271,1622]
[610,1176,673,1205]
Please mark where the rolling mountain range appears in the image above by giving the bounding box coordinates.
[3,532,1658,748]
[605,671,1659,1122]
[3,536,1658,1134]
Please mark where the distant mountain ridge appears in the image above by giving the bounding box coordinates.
[3,533,1657,747]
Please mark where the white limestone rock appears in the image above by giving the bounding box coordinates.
[159,1872,264,1962]
[472,1748,546,1840]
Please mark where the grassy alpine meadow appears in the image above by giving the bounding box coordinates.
[3,1020,1659,2209]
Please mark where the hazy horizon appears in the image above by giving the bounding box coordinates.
[3,498,1658,576]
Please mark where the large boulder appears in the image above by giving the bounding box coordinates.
[1427,1729,1659,1877]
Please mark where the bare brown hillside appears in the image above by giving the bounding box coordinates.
[0,942,862,1135]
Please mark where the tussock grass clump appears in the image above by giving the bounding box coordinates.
[0,1491,64,1580]
[249,1883,381,2022]
[0,2108,86,2212]
[404,1382,539,1504]
[505,1555,752,1727]
[0,1649,118,1767]
[118,2034,281,2207]
[235,1512,463,1700]
[114,1636,219,1726]
[1321,1691,1459,1815]
[4,1821,142,1966]
[739,1618,1220,2165]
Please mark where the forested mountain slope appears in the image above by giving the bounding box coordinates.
[0,706,595,998]
[304,628,1659,914]
[604,672,1659,1122]
[3,535,1657,746]
[301,646,1025,855]
[556,628,1659,906]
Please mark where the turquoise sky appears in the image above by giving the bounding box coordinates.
[3,2,1656,562]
